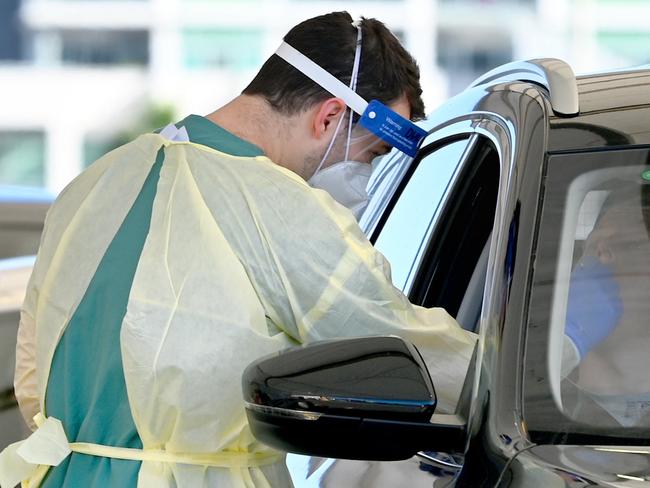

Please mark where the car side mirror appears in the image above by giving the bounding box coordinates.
[242,336,466,461]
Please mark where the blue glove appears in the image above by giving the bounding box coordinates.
[565,256,623,359]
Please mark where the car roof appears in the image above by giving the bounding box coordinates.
[420,62,650,154]
[547,68,650,152]
[574,67,650,113]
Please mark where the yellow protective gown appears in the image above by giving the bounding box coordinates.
[2,127,476,488]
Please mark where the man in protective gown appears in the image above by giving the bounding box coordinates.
[0,12,476,488]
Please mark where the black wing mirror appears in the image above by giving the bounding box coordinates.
[242,336,466,461]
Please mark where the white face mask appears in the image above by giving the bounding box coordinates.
[309,160,372,220]
[308,23,371,221]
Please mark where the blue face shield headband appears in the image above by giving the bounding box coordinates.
[275,41,427,158]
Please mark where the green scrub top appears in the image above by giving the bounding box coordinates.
[41,116,264,488]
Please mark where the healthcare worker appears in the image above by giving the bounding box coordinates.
[1,12,477,488]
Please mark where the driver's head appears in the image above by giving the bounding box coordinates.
[582,182,650,351]
[577,182,650,398]
[585,184,650,272]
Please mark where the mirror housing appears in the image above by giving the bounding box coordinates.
[242,336,466,460]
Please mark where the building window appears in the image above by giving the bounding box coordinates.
[83,139,119,168]
[61,29,149,65]
[0,132,46,187]
[0,0,22,61]
[182,28,263,70]
[597,31,650,65]
[392,30,405,44]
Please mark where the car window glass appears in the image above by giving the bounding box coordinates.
[412,139,500,330]
[0,195,50,259]
[553,166,650,427]
[0,225,44,259]
[374,139,470,291]
[526,147,650,440]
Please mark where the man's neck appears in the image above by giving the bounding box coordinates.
[205,95,301,173]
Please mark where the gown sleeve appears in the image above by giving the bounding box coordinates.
[219,165,478,414]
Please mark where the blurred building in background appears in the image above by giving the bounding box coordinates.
[0,0,648,193]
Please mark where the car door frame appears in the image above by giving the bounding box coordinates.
[286,83,553,486]
[373,85,553,484]
[451,87,553,486]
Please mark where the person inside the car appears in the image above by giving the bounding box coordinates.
[2,12,477,488]
[564,182,650,426]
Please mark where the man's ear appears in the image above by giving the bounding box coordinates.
[312,98,347,140]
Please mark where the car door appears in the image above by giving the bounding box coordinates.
[286,120,504,487]
[369,124,505,485]
[372,125,501,333]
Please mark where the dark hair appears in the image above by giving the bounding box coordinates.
[242,12,425,121]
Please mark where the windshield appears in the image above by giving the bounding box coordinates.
[525,146,650,442]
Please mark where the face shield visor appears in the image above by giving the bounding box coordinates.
[275,25,427,220]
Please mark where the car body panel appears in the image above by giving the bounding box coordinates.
[503,444,650,487]
[286,455,440,487]
[280,66,650,486]
[549,71,650,151]
[0,256,34,393]
[0,185,53,260]
[0,186,51,451]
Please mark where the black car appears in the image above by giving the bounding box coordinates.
[242,59,650,486]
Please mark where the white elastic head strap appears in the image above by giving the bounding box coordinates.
[275,39,368,117]
[345,24,363,161]
[279,22,366,175]
[315,98,347,175]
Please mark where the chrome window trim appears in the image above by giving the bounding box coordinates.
[361,118,483,240]
[401,112,515,297]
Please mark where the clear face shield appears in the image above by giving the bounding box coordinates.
[275,23,427,221]
[309,115,392,219]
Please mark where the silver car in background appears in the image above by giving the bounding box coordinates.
[0,186,52,449]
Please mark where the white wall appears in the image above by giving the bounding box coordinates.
[2,0,647,192]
